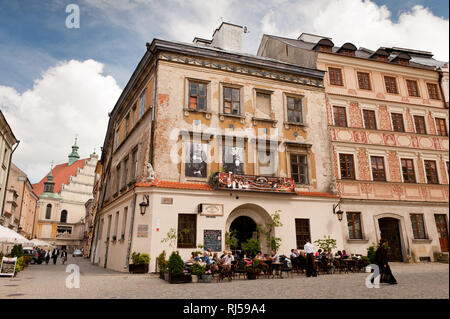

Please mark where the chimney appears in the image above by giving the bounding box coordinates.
[210,22,243,52]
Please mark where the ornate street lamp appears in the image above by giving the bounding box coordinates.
[333,200,344,222]
[139,195,149,216]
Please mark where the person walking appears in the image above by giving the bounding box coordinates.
[44,250,51,265]
[61,249,68,265]
[51,248,59,265]
[304,239,317,277]
[375,239,397,284]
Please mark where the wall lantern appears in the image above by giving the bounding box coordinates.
[139,195,149,216]
[332,200,344,222]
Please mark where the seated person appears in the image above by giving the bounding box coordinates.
[342,250,349,259]
[270,250,280,263]
[222,251,234,266]
[203,251,211,266]
[211,252,219,264]
[290,249,298,259]
[315,249,322,258]
[335,250,343,259]
[255,251,264,260]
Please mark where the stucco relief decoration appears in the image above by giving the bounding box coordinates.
[444,187,449,200]
[326,100,333,126]
[360,183,373,197]
[405,109,414,132]
[410,136,419,148]
[145,163,156,182]
[377,106,391,131]
[416,155,426,183]
[383,134,396,146]
[427,111,437,135]
[388,151,402,182]
[432,137,441,150]
[159,94,169,108]
[392,184,404,199]
[357,148,371,180]
[349,102,363,128]
[353,131,367,144]
[420,186,429,200]
[333,151,339,179]
[439,159,448,184]
[336,181,343,195]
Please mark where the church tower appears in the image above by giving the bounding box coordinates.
[68,137,80,166]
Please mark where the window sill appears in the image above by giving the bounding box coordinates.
[284,122,307,129]
[183,108,211,115]
[412,239,432,244]
[346,239,369,243]
[219,113,245,122]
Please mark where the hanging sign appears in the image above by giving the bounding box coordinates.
[0,257,17,277]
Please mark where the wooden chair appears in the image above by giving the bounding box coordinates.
[233,259,247,280]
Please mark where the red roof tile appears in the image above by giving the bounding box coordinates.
[32,159,88,196]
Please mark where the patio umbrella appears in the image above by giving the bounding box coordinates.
[0,225,31,245]
[30,239,54,248]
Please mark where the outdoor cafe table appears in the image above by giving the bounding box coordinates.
[271,262,282,278]
[343,259,357,272]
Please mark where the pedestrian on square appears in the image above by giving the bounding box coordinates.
[44,250,51,265]
[61,249,68,265]
[51,248,59,265]
[304,239,317,277]
[375,239,397,285]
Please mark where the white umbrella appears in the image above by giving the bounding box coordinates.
[0,225,31,245]
[30,239,54,248]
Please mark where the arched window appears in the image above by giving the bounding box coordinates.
[45,204,52,219]
[60,210,68,223]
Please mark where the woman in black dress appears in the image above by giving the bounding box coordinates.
[375,239,397,284]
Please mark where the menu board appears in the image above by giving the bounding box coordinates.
[203,230,221,252]
[0,257,17,277]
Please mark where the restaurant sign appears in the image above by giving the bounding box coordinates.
[217,173,295,193]
[0,257,17,277]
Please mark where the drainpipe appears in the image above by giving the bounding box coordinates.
[125,192,137,269]
[0,140,20,226]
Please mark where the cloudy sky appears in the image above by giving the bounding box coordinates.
[0,0,448,183]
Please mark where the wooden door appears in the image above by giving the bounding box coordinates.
[435,214,449,252]
[378,218,403,262]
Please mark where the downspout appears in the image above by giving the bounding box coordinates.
[1,140,20,226]
[125,192,137,269]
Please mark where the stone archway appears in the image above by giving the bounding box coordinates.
[225,203,272,255]
[374,213,408,262]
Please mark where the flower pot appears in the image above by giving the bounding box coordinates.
[129,264,148,274]
[202,274,212,283]
[192,274,199,283]
[169,273,192,284]
[164,272,169,281]
[247,271,258,280]
[159,271,165,280]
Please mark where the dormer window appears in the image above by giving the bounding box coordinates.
[319,46,332,53]
[370,48,390,62]
[337,43,357,57]
[392,52,411,66]
[313,38,334,53]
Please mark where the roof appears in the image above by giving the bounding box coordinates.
[32,158,88,196]
[135,179,339,198]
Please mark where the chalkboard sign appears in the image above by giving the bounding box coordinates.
[0,257,17,277]
[203,230,222,252]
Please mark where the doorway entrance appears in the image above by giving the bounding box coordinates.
[435,214,449,252]
[229,216,257,253]
[378,218,403,262]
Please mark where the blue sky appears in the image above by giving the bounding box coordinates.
[0,0,448,182]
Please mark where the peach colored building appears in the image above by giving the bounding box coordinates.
[259,34,449,261]
[91,23,343,273]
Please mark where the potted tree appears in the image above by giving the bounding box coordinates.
[168,251,191,284]
[157,251,168,280]
[246,259,262,280]
[191,262,205,283]
[241,238,261,258]
[129,252,150,274]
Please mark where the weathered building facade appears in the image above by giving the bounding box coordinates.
[259,34,449,261]
[92,23,343,273]
[33,141,98,250]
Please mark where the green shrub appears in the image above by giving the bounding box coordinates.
[360,256,370,267]
[131,252,150,265]
[168,251,184,275]
[10,244,23,258]
[157,251,168,272]
[191,262,206,275]
[314,236,337,252]
[241,238,261,258]
[367,243,377,264]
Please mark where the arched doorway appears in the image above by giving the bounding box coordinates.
[378,217,403,262]
[229,216,257,252]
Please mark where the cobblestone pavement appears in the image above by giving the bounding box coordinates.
[1,257,448,299]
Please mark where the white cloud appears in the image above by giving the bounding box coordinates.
[0,59,122,183]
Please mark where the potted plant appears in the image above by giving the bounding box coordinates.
[129,252,150,274]
[112,235,117,242]
[241,238,261,258]
[157,251,168,280]
[168,251,191,284]
[202,269,212,283]
[191,262,205,283]
[246,259,261,280]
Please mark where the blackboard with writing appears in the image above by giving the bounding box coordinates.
[0,257,17,277]
[203,230,222,252]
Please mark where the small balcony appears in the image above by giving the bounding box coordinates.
[211,172,295,193]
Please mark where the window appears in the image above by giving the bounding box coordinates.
[347,212,362,239]
[427,83,440,100]
[177,214,197,248]
[435,118,448,136]
[125,114,130,136]
[60,210,68,223]
[115,165,121,194]
[290,154,308,184]
[357,72,371,90]
[371,156,386,181]
[115,128,120,149]
[333,106,347,127]
[131,148,138,182]
[189,81,207,111]
[222,140,244,175]
[384,76,398,94]
[258,146,276,176]
[401,159,416,183]
[255,92,271,119]
[363,110,377,130]
[414,115,427,134]
[185,142,207,178]
[424,160,439,184]
[341,49,355,57]
[223,87,240,115]
[319,46,332,53]
[286,96,303,124]
[339,154,355,180]
[122,157,128,189]
[56,226,72,238]
[410,214,427,239]
[45,204,52,219]
[121,207,128,240]
[114,211,119,238]
[328,67,343,86]
[295,219,311,249]
[131,103,137,126]
[139,92,146,119]
[391,113,405,132]
[406,80,420,97]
